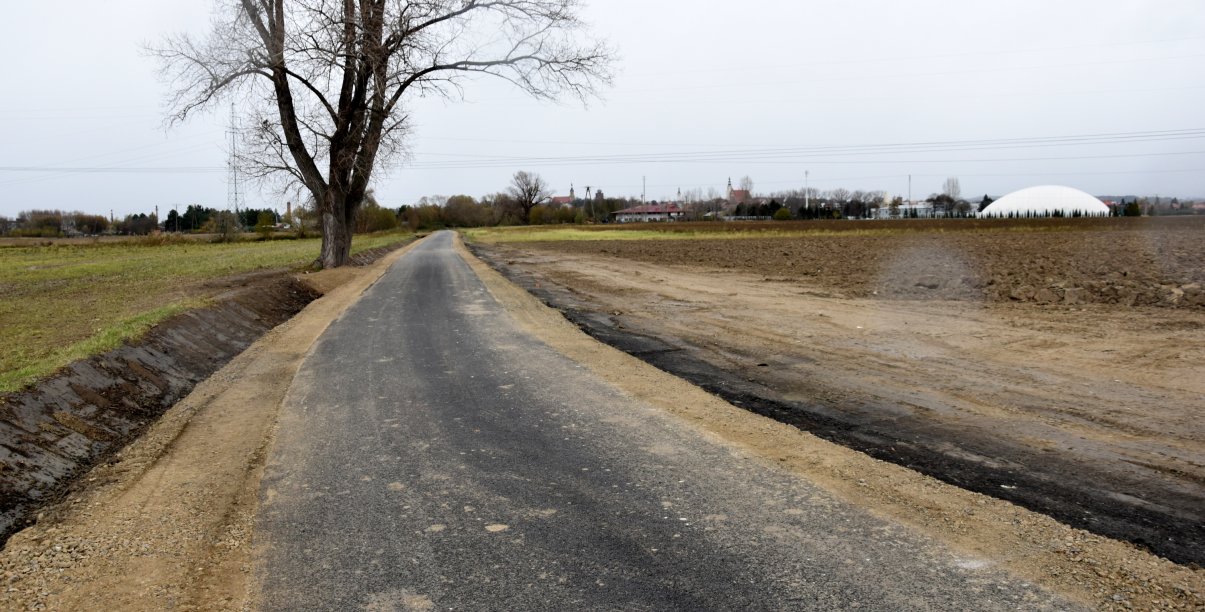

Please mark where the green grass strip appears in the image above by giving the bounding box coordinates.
[0,300,205,393]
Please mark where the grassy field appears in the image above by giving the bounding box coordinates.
[0,232,411,393]
[463,217,1202,244]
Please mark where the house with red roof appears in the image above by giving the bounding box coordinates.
[548,185,576,207]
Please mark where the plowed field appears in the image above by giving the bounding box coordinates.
[469,216,1205,566]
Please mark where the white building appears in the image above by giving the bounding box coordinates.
[979,185,1109,218]
[611,203,685,223]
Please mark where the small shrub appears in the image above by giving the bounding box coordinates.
[130,232,188,247]
[203,211,243,242]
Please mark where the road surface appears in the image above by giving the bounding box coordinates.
[254,231,1076,610]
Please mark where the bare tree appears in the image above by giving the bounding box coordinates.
[153,0,613,267]
[738,176,754,194]
[889,196,903,218]
[508,170,550,223]
[942,177,962,201]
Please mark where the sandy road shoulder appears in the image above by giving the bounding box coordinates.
[454,234,1203,611]
[0,238,425,612]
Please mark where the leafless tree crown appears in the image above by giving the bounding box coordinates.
[943,177,962,200]
[510,168,549,198]
[738,176,754,194]
[153,0,614,200]
[508,170,550,222]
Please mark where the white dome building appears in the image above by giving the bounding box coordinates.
[979,185,1110,218]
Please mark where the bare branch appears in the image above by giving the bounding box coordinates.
[152,0,613,267]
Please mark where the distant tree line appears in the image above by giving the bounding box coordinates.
[161,205,278,232]
[392,172,656,230]
[397,192,652,231]
[0,210,111,237]
[4,174,1199,239]
[114,213,159,235]
[0,206,282,238]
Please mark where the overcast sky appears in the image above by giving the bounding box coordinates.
[1,0,1203,218]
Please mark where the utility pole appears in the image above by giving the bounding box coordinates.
[804,170,810,213]
[908,174,912,206]
[585,186,594,222]
[642,176,646,203]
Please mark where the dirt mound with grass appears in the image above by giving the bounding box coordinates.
[0,274,319,539]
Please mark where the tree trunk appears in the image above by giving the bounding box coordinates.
[319,191,352,268]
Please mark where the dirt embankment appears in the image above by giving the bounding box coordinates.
[468,221,1205,568]
[0,240,410,546]
[0,274,318,540]
[0,239,419,611]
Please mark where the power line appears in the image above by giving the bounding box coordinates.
[410,116,1205,149]
[0,166,223,173]
[399,128,1205,170]
[2,129,1200,191]
[0,138,224,188]
[624,36,1205,79]
[409,148,1205,168]
[614,53,1205,97]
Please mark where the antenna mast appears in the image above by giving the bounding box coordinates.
[227,104,244,215]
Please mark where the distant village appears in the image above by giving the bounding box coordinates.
[576,178,1203,223]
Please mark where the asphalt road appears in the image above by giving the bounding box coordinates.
[254,231,1077,611]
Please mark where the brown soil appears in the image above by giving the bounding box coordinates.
[465,219,1200,563]
[529,217,1205,308]
[0,240,418,611]
[471,224,1205,565]
[458,236,1204,611]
